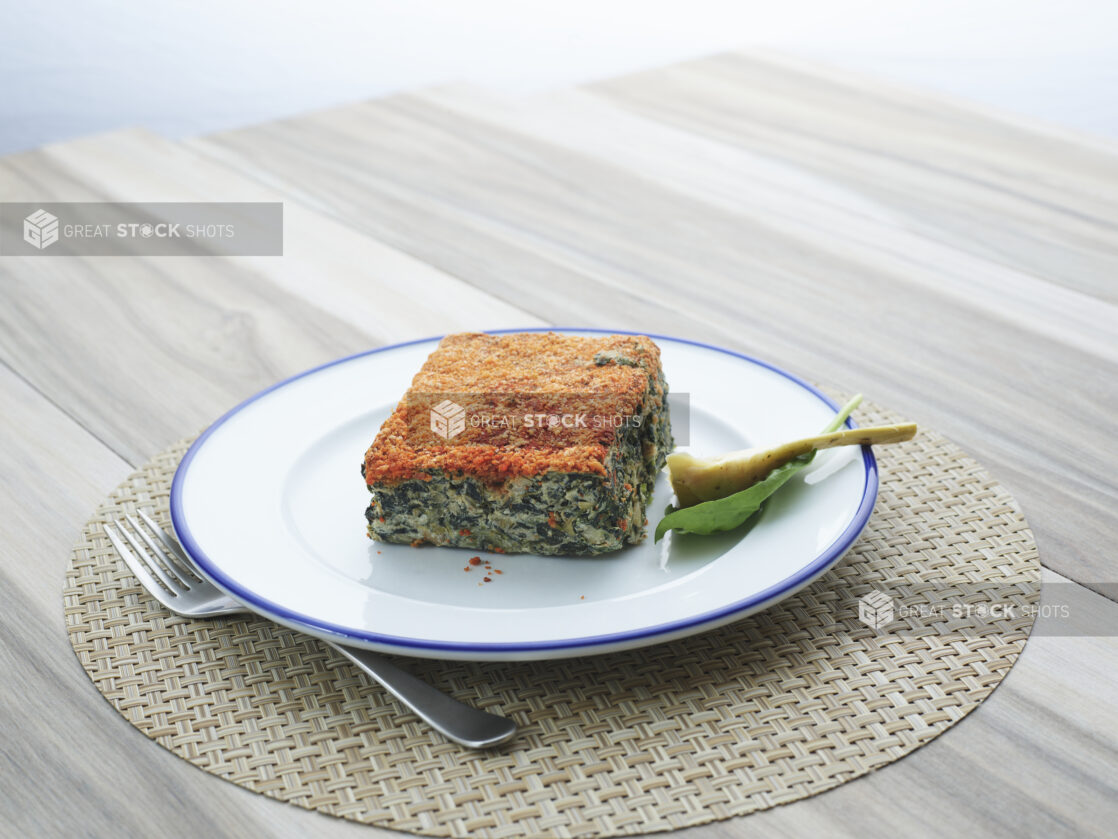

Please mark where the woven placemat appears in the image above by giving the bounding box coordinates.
[64,400,1040,837]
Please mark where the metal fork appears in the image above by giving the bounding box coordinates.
[103,510,516,748]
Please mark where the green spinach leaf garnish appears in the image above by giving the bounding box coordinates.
[654,394,863,542]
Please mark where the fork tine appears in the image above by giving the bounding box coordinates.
[104,523,180,608]
[115,518,184,594]
[138,509,204,577]
[127,513,199,583]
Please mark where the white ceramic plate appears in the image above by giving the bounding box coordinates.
[171,329,877,661]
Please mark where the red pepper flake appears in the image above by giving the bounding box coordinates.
[580,595,585,600]
[492,547,505,554]
[377,550,382,554]
[618,518,628,531]
[468,556,482,566]
[459,528,471,536]
[463,566,471,572]
[378,516,385,523]
[483,576,492,583]
[624,482,633,492]
[494,569,503,575]
[547,511,558,528]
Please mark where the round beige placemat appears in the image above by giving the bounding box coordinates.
[64,401,1040,837]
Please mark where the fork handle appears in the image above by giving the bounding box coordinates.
[326,642,517,749]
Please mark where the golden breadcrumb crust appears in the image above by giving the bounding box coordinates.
[364,332,663,484]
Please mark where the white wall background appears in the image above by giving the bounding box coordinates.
[2,0,1117,154]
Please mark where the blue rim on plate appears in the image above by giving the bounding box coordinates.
[170,328,878,656]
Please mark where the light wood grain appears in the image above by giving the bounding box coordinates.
[0,252,371,465]
[8,129,540,342]
[590,51,1118,305]
[190,78,1118,593]
[2,367,1114,838]
[0,132,541,464]
[3,49,1117,838]
[0,362,391,839]
[415,84,1118,366]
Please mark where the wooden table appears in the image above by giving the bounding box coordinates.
[2,51,1116,838]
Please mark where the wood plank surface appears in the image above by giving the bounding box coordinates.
[415,85,1117,365]
[590,51,1118,305]
[2,359,1114,838]
[0,362,394,839]
[2,50,1116,838]
[189,68,1118,594]
[0,130,541,463]
[2,352,1116,838]
[6,129,539,342]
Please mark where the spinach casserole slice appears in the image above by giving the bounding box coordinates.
[363,332,673,556]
